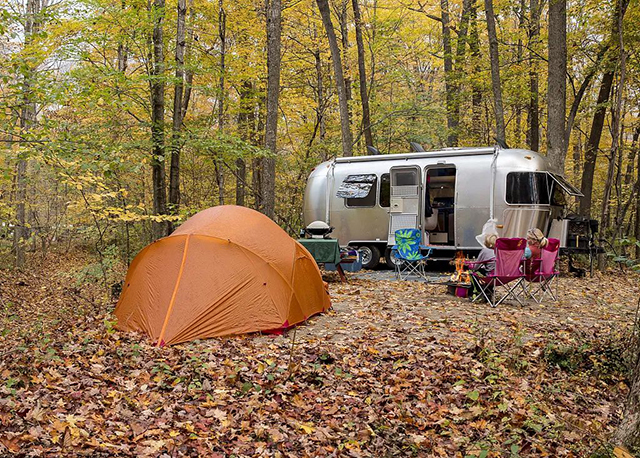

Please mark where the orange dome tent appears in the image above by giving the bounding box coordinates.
[115,205,330,346]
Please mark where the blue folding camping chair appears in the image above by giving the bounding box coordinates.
[391,228,432,280]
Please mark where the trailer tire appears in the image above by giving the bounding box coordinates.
[358,245,380,269]
[384,247,402,269]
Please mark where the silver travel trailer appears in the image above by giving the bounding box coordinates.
[303,146,584,269]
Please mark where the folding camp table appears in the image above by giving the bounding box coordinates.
[297,238,347,282]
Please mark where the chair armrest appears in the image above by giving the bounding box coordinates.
[465,259,491,270]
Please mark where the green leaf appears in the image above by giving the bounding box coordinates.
[467,390,479,401]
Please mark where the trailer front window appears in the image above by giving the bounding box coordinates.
[506,172,551,205]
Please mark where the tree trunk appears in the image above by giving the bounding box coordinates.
[352,0,373,148]
[636,144,640,259]
[317,0,353,157]
[216,0,226,206]
[469,2,482,141]
[440,0,455,147]
[579,71,614,217]
[617,345,640,448]
[565,43,610,149]
[514,0,525,146]
[252,158,262,210]
[453,0,472,144]
[168,0,187,228]
[117,1,128,73]
[14,0,41,268]
[314,37,327,147]
[572,122,582,179]
[253,96,265,209]
[613,119,626,232]
[368,0,378,104]
[236,81,255,206]
[624,127,639,186]
[260,0,282,218]
[484,0,506,145]
[527,0,540,151]
[598,0,627,271]
[579,0,629,218]
[181,4,194,123]
[337,0,352,105]
[235,158,246,206]
[546,0,567,174]
[150,0,168,240]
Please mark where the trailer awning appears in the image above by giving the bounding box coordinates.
[547,173,583,197]
[336,174,377,198]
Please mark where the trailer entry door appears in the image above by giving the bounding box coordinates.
[388,166,422,245]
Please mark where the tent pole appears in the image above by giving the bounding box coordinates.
[157,234,191,347]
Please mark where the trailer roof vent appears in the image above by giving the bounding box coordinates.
[409,142,425,152]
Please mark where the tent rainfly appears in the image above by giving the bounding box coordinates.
[115,205,331,346]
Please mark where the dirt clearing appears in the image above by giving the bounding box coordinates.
[1,256,638,457]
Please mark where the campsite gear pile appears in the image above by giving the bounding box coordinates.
[325,247,362,273]
[115,205,331,346]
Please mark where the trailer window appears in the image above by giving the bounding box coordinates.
[379,173,390,207]
[392,169,418,186]
[337,174,378,207]
[506,172,551,205]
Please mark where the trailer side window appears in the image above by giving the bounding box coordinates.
[379,173,390,207]
[506,172,551,205]
[337,174,378,207]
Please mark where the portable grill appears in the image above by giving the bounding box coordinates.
[303,221,334,239]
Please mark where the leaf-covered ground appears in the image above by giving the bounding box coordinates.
[1,254,639,457]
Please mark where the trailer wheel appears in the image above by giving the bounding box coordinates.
[358,245,380,269]
[384,247,402,269]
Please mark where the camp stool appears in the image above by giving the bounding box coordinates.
[523,238,560,303]
[467,237,527,307]
[391,228,432,281]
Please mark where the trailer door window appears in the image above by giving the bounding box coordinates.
[337,174,377,207]
[392,169,418,186]
[506,172,551,205]
[379,173,390,207]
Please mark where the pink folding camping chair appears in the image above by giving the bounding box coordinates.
[523,238,560,303]
[467,237,527,307]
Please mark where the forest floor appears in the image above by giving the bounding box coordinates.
[1,252,639,457]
